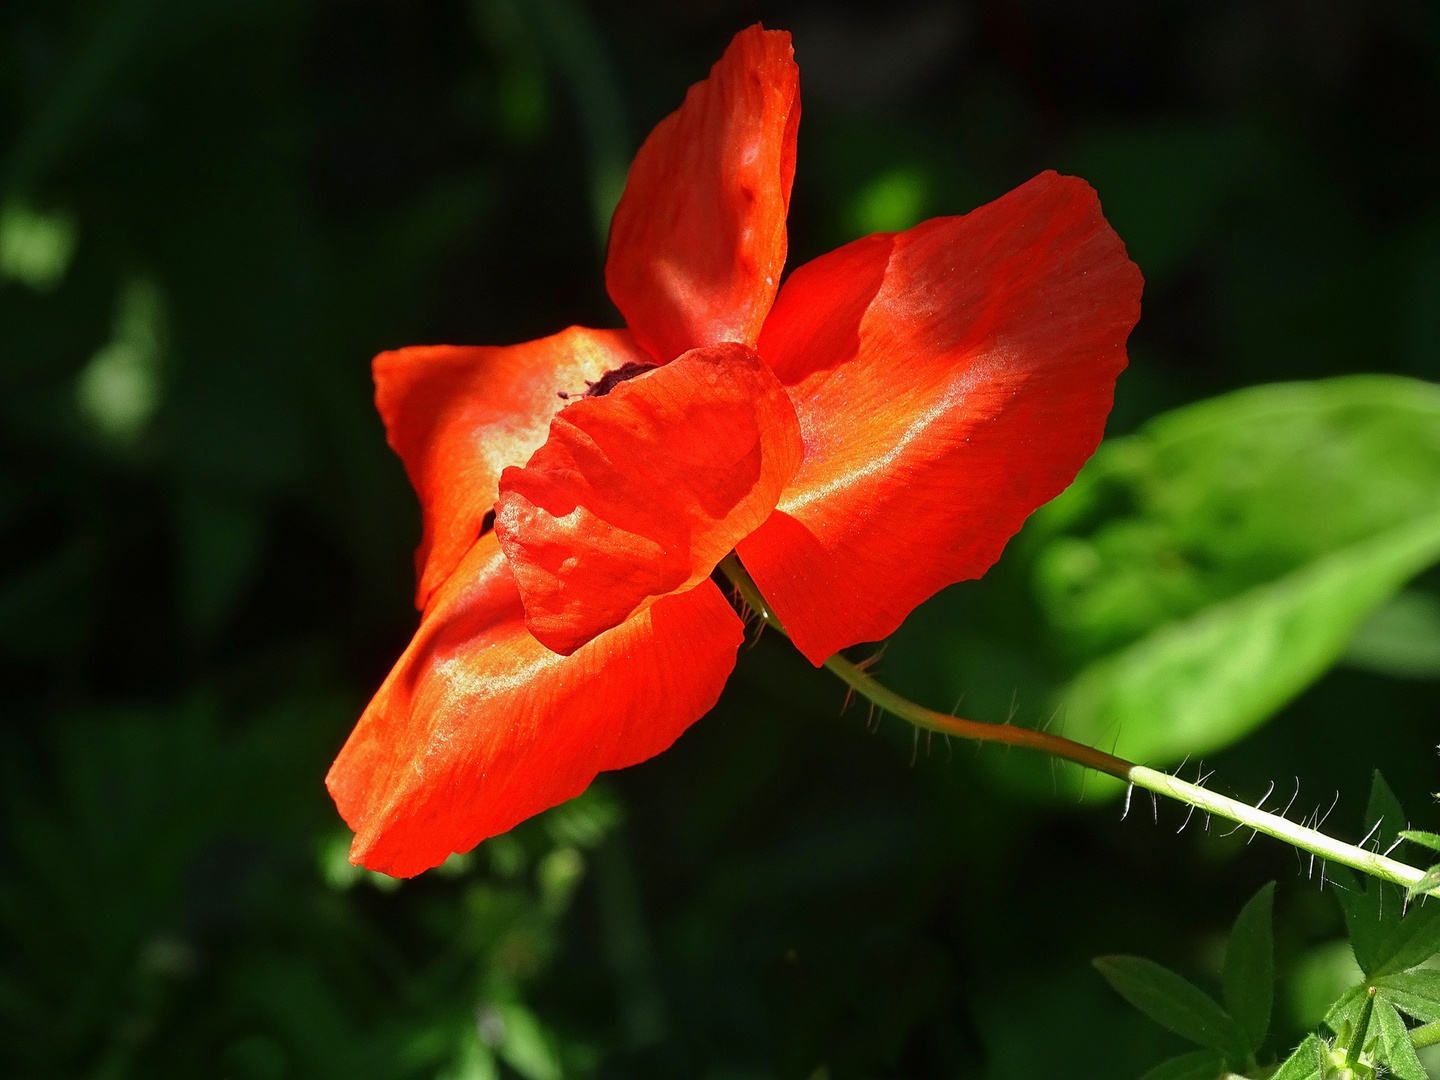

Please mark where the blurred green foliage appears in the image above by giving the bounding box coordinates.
[1029,376,1440,786]
[2,1,1439,1078]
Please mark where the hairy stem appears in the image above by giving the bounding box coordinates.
[718,555,1429,893]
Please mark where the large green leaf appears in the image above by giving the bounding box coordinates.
[1059,511,1440,772]
[1032,376,1440,772]
[1093,956,1251,1067]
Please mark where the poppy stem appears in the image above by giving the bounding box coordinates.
[717,554,1431,894]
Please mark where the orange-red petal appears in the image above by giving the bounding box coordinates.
[494,342,802,656]
[373,328,650,610]
[605,24,799,363]
[738,171,1144,665]
[326,532,743,878]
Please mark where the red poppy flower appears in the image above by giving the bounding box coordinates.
[327,25,1142,877]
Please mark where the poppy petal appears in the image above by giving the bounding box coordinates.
[327,532,743,878]
[494,342,803,656]
[374,328,650,610]
[739,172,1144,665]
[605,24,799,363]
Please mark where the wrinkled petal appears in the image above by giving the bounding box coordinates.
[327,532,743,877]
[738,171,1144,664]
[374,328,650,610]
[605,24,799,363]
[495,342,802,656]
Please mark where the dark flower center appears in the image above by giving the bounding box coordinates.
[558,360,658,401]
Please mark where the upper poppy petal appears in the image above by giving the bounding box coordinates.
[605,24,799,363]
[737,171,1144,665]
[327,531,744,878]
[494,342,802,656]
[374,328,650,610]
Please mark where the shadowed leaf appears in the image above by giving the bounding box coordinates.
[1223,881,1275,1052]
[1371,900,1440,978]
[1093,956,1250,1066]
[1365,771,1408,854]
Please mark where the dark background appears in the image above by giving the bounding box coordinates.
[2,1,1438,1077]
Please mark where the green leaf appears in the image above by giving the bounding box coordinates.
[1093,956,1251,1066]
[494,1002,563,1080]
[1290,939,1364,1031]
[1031,376,1440,775]
[1371,899,1440,977]
[1270,1034,1325,1080]
[1365,771,1408,855]
[1384,985,1440,1025]
[1344,588,1440,679]
[1322,984,1370,1038]
[1377,969,1440,1000]
[511,0,631,242]
[1399,830,1440,854]
[1332,885,1390,979]
[1409,864,1440,901]
[1223,881,1275,1052]
[1377,968,1440,1023]
[1392,832,1440,902]
[1055,510,1440,779]
[1375,1000,1428,1080]
[1138,1049,1226,1080]
[1330,774,1415,976]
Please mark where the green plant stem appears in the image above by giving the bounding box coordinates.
[718,555,1430,894]
[1413,1021,1440,1049]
